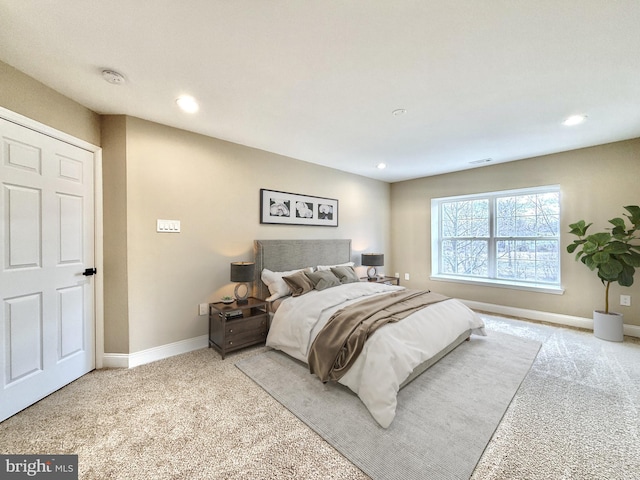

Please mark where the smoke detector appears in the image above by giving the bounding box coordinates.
[102,69,126,85]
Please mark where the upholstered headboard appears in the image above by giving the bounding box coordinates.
[253,239,352,299]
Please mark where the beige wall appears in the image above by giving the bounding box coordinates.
[101,116,130,353]
[0,61,100,145]
[390,139,640,327]
[115,116,390,353]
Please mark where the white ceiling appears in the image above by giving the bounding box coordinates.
[1,1,639,183]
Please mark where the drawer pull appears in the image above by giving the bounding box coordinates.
[229,329,233,333]
[229,341,233,345]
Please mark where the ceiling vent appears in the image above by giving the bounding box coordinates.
[469,158,493,165]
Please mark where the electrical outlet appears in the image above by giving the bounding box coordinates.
[620,295,631,307]
[199,303,208,315]
[404,273,410,281]
[395,272,400,278]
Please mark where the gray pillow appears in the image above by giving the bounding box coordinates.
[283,270,315,296]
[331,266,360,284]
[305,270,341,291]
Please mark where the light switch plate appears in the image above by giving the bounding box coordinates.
[157,219,180,233]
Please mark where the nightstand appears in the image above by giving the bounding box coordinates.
[360,275,400,286]
[209,297,268,359]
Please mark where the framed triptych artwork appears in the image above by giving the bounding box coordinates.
[260,189,338,227]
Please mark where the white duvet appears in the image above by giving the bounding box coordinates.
[266,282,486,428]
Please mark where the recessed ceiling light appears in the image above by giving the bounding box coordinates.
[392,109,406,116]
[377,162,387,170]
[176,95,199,113]
[562,114,587,126]
[102,69,126,85]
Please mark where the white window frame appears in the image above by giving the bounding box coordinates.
[430,185,564,294]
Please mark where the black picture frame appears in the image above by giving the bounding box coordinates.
[260,189,338,227]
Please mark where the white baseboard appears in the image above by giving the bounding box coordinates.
[102,335,209,369]
[100,303,640,369]
[463,300,640,339]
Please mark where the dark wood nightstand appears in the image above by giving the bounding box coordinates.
[360,275,400,286]
[209,297,268,359]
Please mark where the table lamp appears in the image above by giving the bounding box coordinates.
[230,262,255,304]
[361,253,384,280]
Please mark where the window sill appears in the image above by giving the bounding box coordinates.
[430,274,565,295]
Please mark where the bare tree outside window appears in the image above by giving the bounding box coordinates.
[441,199,489,276]
[495,192,560,283]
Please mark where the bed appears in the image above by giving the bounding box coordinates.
[253,239,486,428]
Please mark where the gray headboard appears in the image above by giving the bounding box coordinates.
[253,239,352,299]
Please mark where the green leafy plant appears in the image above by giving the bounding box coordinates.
[567,205,640,313]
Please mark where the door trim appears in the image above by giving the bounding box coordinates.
[0,106,104,368]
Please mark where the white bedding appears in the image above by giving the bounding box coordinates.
[266,282,486,428]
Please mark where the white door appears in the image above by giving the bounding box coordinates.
[0,118,95,422]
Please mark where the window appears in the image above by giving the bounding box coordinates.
[431,186,562,293]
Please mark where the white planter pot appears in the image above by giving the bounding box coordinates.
[593,310,624,342]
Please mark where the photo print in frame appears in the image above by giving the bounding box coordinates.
[260,189,338,226]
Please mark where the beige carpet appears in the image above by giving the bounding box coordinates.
[0,346,367,479]
[0,315,639,479]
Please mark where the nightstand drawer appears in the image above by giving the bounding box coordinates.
[225,328,267,349]
[225,314,268,338]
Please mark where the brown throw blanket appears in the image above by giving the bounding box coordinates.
[308,289,450,382]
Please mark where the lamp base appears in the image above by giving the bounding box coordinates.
[234,283,249,304]
[366,267,378,279]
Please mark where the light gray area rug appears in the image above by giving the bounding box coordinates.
[236,331,541,480]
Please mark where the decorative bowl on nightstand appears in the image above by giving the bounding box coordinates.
[221,297,234,304]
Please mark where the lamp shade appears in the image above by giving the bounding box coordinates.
[361,253,384,267]
[230,262,255,282]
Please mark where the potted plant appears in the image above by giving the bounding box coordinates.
[567,205,640,341]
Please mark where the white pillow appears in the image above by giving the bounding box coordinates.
[261,267,313,301]
[316,261,355,271]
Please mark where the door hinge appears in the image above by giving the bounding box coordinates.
[82,268,97,276]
